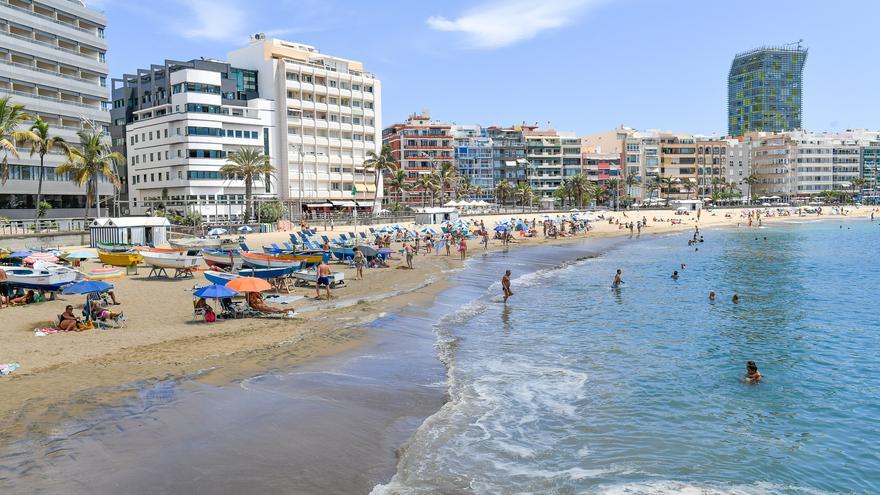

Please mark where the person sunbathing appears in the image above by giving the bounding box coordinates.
[246,292,286,314]
[10,290,34,306]
[59,305,80,331]
[90,299,122,321]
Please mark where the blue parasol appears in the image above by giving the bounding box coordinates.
[193,284,238,299]
[208,228,227,236]
[238,225,254,233]
[62,280,114,295]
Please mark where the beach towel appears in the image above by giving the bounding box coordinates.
[264,295,304,304]
[34,327,65,337]
[0,363,19,375]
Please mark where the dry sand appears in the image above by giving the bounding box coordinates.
[0,206,873,438]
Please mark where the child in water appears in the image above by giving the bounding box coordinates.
[744,361,762,383]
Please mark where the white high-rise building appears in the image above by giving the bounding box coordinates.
[229,36,382,213]
[114,61,276,220]
[0,0,110,218]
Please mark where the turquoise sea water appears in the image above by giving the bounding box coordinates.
[375,220,880,494]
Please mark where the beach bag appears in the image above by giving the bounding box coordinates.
[205,309,216,323]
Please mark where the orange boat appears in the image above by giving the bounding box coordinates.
[240,251,315,269]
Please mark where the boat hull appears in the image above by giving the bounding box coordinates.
[241,252,312,269]
[98,251,143,267]
[204,270,239,285]
[96,242,136,253]
[141,251,203,269]
[1,267,78,290]
[203,250,243,269]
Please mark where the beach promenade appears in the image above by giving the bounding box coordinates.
[0,206,873,440]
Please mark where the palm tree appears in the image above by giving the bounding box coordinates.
[16,117,69,218]
[515,182,533,212]
[646,177,661,201]
[57,127,123,221]
[495,179,514,207]
[385,168,409,206]
[606,178,621,210]
[219,147,275,222]
[417,174,439,207]
[436,161,457,204]
[363,144,397,212]
[567,174,590,208]
[0,96,32,186]
[624,173,638,199]
[457,175,475,200]
[681,180,695,200]
[741,174,759,205]
[850,177,867,203]
[659,176,678,201]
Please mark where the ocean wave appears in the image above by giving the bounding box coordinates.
[592,480,834,495]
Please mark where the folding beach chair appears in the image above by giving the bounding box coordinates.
[359,232,368,240]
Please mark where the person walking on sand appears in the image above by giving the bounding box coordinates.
[458,237,467,260]
[404,242,414,269]
[502,270,513,303]
[353,248,365,280]
[611,269,624,289]
[482,229,489,250]
[316,260,332,300]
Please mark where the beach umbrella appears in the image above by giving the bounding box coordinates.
[64,250,98,260]
[25,254,59,264]
[225,276,271,293]
[238,225,254,233]
[9,251,32,258]
[194,284,238,299]
[62,280,114,295]
[208,228,227,236]
[495,225,509,232]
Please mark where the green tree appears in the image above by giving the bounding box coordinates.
[850,177,867,203]
[257,199,284,223]
[741,174,760,205]
[417,174,439,207]
[364,144,397,211]
[437,161,458,204]
[16,117,69,219]
[606,178,621,210]
[624,173,638,199]
[57,126,123,221]
[646,177,661,201]
[659,176,678,201]
[567,174,590,208]
[0,96,32,185]
[220,147,275,222]
[681,180,695,200]
[386,168,409,205]
[515,182,534,212]
[494,179,514,207]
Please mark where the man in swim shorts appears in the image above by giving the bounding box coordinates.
[502,270,513,303]
[316,260,332,299]
[612,269,623,289]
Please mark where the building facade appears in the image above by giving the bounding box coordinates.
[111,59,275,220]
[524,129,563,199]
[452,124,493,201]
[725,138,752,199]
[0,0,110,218]
[488,125,530,187]
[861,146,880,204]
[728,44,807,137]
[581,152,621,186]
[382,112,453,206]
[229,36,382,212]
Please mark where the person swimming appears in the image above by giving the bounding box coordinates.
[709,291,715,301]
[732,293,740,304]
[611,269,623,289]
[671,270,679,280]
[744,361,762,383]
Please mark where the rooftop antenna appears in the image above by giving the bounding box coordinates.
[784,39,804,50]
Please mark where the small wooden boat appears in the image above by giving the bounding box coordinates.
[241,251,318,269]
[204,270,239,285]
[203,266,295,285]
[292,268,345,288]
[98,251,143,267]
[141,250,202,269]
[96,241,137,252]
[202,250,243,270]
[1,265,78,290]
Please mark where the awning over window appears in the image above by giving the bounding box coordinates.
[330,200,357,207]
[364,183,377,192]
[504,160,516,167]
[305,203,333,208]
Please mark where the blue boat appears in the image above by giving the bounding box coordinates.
[203,266,296,285]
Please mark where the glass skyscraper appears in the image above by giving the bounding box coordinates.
[727,45,807,137]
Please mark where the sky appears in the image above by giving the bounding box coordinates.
[96,0,880,136]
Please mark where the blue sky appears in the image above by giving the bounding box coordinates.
[97,0,880,136]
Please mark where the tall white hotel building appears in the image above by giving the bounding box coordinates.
[229,36,382,212]
[0,0,111,219]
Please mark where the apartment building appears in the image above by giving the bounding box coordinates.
[111,59,275,219]
[583,127,658,200]
[749,132,797,200]
[582,152,621,187]
[694,137,728,198]
[452,124,493,201]
[228,36,382,213]
[488,125,530,186]
[788,130,880,200]
[524,129,563,199]
[382,112,453,206]
[861,146,880,204]
[0,0,110,218]
[725,138,752,200]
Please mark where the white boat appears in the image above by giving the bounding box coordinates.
[1,264,79,290]
[169,237,237,251]
[292,269,345,288]
[140,250,203,269]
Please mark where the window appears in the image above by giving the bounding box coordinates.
[172,82,221,94]
[352,84,361,91]
[164,129,168,138]
[187,149,226,159]
[230,68,257,92]
[235,130,243,138]
[185,104,223,114]
[165,151,169,160]
[286,72,299,81]
[187,170,223,180]
[329,80,337,88]
[186,127,224,137]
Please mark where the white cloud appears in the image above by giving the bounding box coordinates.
[427,0,605,49]
[175,0,247,42]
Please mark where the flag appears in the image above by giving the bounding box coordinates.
[351,185,357,197]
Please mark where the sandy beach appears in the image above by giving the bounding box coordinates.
[0,206,873,441]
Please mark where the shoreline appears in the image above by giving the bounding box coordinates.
[0,207,874,444]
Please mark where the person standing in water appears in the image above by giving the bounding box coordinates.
[502,270,513,303]
[611,269,624,289]
[744,361,762,383]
